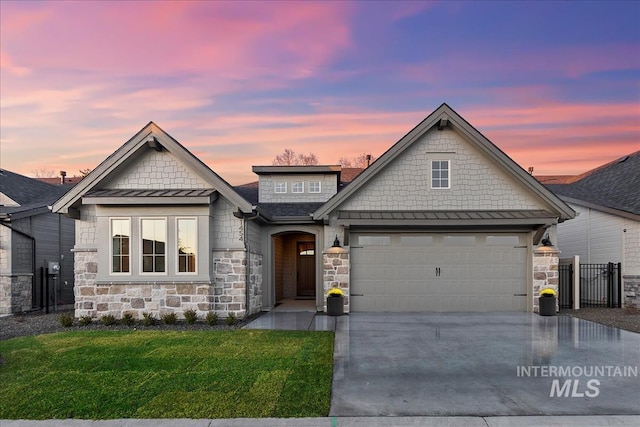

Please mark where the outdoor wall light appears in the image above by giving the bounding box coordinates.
[540,234,553,247]
[326,235,347,254]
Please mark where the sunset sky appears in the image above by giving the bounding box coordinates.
[1,0,638,185]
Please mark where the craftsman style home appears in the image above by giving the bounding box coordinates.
[53,104,574,319]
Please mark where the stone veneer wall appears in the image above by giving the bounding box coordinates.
[247,252,263,315]
[74,248,262,319]
[533,248,560,313]
[213,250,263,318]
[322,251,349,313]
[0,275,32,314]
[623,276,640,307]
[77,281,215,319]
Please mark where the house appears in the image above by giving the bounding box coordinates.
[0,169,76,314]
[52,103,574,319]
[541,151,640,307]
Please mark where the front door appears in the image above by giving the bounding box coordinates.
[297,242,316,297]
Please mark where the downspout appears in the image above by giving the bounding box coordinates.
[0,221,37,309]
[242,210,261,318]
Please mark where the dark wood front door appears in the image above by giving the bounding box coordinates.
[297,242,316,297]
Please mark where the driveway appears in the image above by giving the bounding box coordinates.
[330,313,640,416]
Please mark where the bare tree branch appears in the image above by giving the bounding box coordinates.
[31,168,56,178]
[272,149,318,165]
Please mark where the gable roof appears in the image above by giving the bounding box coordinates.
[313,103,575,221]
[545,151,640,219]
[0,169,71,219]
[52,122,253,217]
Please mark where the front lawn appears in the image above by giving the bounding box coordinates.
[0,329,334,419]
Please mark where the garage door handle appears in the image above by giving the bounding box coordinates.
[351,293,364,296]
[513,293,527,296]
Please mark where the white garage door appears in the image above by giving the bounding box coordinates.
[350,233,528,312]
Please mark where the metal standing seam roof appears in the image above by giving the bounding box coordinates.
[84,189,217,198]
[337,210,556,221]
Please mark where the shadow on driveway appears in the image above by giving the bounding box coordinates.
[330,313,640,416]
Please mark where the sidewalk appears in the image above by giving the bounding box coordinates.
[3,415,640,427]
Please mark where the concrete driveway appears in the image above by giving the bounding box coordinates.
[330,313,640,416]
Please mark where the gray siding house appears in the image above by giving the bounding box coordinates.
[544,151,640,306]
[1,170,75,314]
[53,104,574,319]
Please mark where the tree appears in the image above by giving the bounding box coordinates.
[338,153,376,168]
[31,168,56,178]
[77,168,92,178]
[272,149,318,166]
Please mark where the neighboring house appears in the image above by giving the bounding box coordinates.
[52,103,574,319]
[0,169,76,314]
[541,151,640,307]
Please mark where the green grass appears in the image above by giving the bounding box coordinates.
[0,329,334,419]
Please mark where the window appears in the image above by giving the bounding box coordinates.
[111,219,130,273]
[431,160,450,189]
[292,182,304,193]
[177,218,197,273]
[357,235,391,246]
[141,219,166,273]
[308,181,321,193]
[275,182,287,193]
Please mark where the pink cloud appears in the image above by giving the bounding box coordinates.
[0,1,352,83]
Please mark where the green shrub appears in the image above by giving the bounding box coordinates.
[183,309,198,325]
[225,313,236,326]
[121,312,135,326]
[141,312,156,326]
[78,315,93,326]
[58,313,74,327]
[205,312,218,326]
[101,314,116,326]
[161,312,177,325]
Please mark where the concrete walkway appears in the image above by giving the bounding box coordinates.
[4,415,640,426]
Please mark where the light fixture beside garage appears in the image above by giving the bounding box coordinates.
[537,234,556,252]
[326,235,347,254]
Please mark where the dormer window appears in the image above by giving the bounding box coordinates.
[292,182,304,193]
[275,182,287,193]
[309,181,321,193]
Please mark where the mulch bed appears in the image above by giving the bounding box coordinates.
[0,309,260,341]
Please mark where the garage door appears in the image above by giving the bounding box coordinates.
[350,233,528,312]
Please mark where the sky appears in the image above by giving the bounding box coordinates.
[1,0,638,185]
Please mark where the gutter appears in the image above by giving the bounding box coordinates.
[0,220,37,308]
[241,210,262,318]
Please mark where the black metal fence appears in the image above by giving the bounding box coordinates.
[580,263,622,308]
[558,264,573,308]
[558,262,622,308]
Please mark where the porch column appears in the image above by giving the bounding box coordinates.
[322,250,349,313]
[533,247,560,313]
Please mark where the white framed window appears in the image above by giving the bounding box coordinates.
[140,218,166,274]
[110,218,130,274]
[308,181,321,193]
[431,160,450,189]
[176,218,197,274]
[292,181,304,193]
[275,182,287,193]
